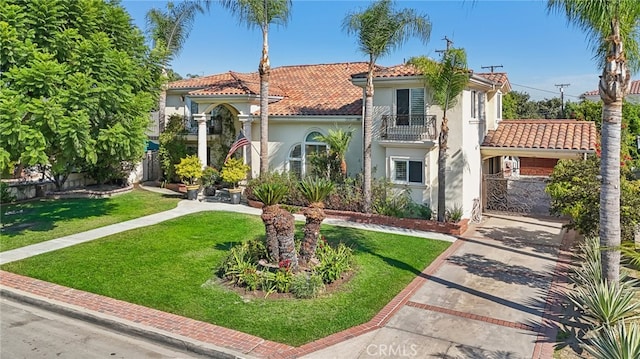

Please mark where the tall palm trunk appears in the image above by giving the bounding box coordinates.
[599,19,630,283]
[261,204,280,262]
[363,57,374,212]
[158,68,168,132]
[273,207,298,271]
[300,202,325,265]
[437,115,449,222]
[259,27,270,175]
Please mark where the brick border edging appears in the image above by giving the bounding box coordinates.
[0,271,291,359]
[531,229,577,359]
[272,238,466,359]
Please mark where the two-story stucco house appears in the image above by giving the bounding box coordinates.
[158,61,595,219]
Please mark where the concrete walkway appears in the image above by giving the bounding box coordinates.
[0,191,571,359]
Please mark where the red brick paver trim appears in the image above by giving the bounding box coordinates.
[406,301,537,332]
[274,239,466,358]
[531,230,577,359]
[0,271,293,358]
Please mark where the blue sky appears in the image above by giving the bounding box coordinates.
[122,0,607,101]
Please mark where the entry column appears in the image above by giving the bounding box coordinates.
[194,113,208,168]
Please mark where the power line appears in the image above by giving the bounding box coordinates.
[510,82,582,99]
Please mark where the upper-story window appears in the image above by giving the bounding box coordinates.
[396,88,425,126]
[470,90,477,118]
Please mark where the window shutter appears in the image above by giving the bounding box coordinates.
[408,161,423,183]
[411,89,425,115]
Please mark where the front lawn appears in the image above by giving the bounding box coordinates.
[0,188,181,251]
[1,211,450,346]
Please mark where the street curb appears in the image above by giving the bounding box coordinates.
[0,286,253,359]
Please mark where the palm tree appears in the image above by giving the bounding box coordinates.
[548,0,640,282]
[298,177,334,265]
[146,1,211,131]
[343,0,431,212]
[221,0,292,176]
[251,181,297,270]
[314,128,353,179]
[409,48,471,222]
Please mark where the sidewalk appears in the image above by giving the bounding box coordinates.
[0,193,569,358]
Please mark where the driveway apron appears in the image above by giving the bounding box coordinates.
[304,213,566,359]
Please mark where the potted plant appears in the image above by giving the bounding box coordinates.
[202,166,220,196]
[174,155,203,200]
[221,158,250,204]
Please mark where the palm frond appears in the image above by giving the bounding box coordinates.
[221,0,292,30]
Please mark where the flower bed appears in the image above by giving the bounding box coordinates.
[247,200,468,236]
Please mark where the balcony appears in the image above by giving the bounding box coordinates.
[184,118,223,136]
[377,114,437,142]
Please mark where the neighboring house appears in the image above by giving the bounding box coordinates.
[156,61,593,218]
[581,79,640,103]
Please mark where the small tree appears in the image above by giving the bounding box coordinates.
[409,48,471,222]
[314,128,353,180]
[298,177,334,265]
[221,158,250,189]
[174,155,203,186]
[252,181,289,264]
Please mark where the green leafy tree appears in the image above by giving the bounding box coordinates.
[159,114,188,182]
[409,48,471,222]
[567,99,640,167]
[502,91,538,119]
[546,155,640,244]
[343,0,431,212]
[221,0,292,176]
[548,0,640,282]
[0,0,162,188]
[146,1,210,131]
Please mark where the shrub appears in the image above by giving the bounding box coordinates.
[246,172,306,206]
[445,204,463,223]
[290,272,325,299]
[174,155,203,186]
[371,180,413,217]
[298,177,334,204]
[221,158,250,189]
[252,182,288,206]
[202,167,220,188]
[314,240,353,284]
[405,203,433,220]
[325,176,364,212]
[159,114,187,182]
[1,182,15,203]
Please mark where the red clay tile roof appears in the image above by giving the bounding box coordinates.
[168,62,369,116]
[583,79,640,96]
[476,72,509,86]
[482,120,597,151]
[351,65,510,89]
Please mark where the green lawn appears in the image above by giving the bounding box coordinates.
[1,211,450,346]
[0,188,181,251]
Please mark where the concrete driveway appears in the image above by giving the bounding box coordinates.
[304,213,567,359]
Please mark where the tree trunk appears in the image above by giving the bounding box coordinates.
[259,27,270,176]
[340,157,347,178]
[598,19,630,283]
[437,115,449,222]
[363,57,375,213]
[273,207,298,271]
[159,68,168,132]
[261,205,280,262]
[300,203,325,265]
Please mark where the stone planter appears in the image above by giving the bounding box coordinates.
[229,188,242,204]
[186,185,199,200]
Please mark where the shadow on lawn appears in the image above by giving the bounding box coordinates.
[0,198,116,237]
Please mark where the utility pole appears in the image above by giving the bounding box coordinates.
[555,83,570,118]
[481,65,503,73]
[435,36,454,55]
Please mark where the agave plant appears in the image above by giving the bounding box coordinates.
[298,177,334,265]
[569,279,640,329]
[251,181,296,268]
[584,321,640,359]
[571,236,603,287]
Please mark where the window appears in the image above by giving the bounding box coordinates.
[392,158,423,184]
[396,88,425,126]
[287,131,328,178]
[470,90,477,118]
